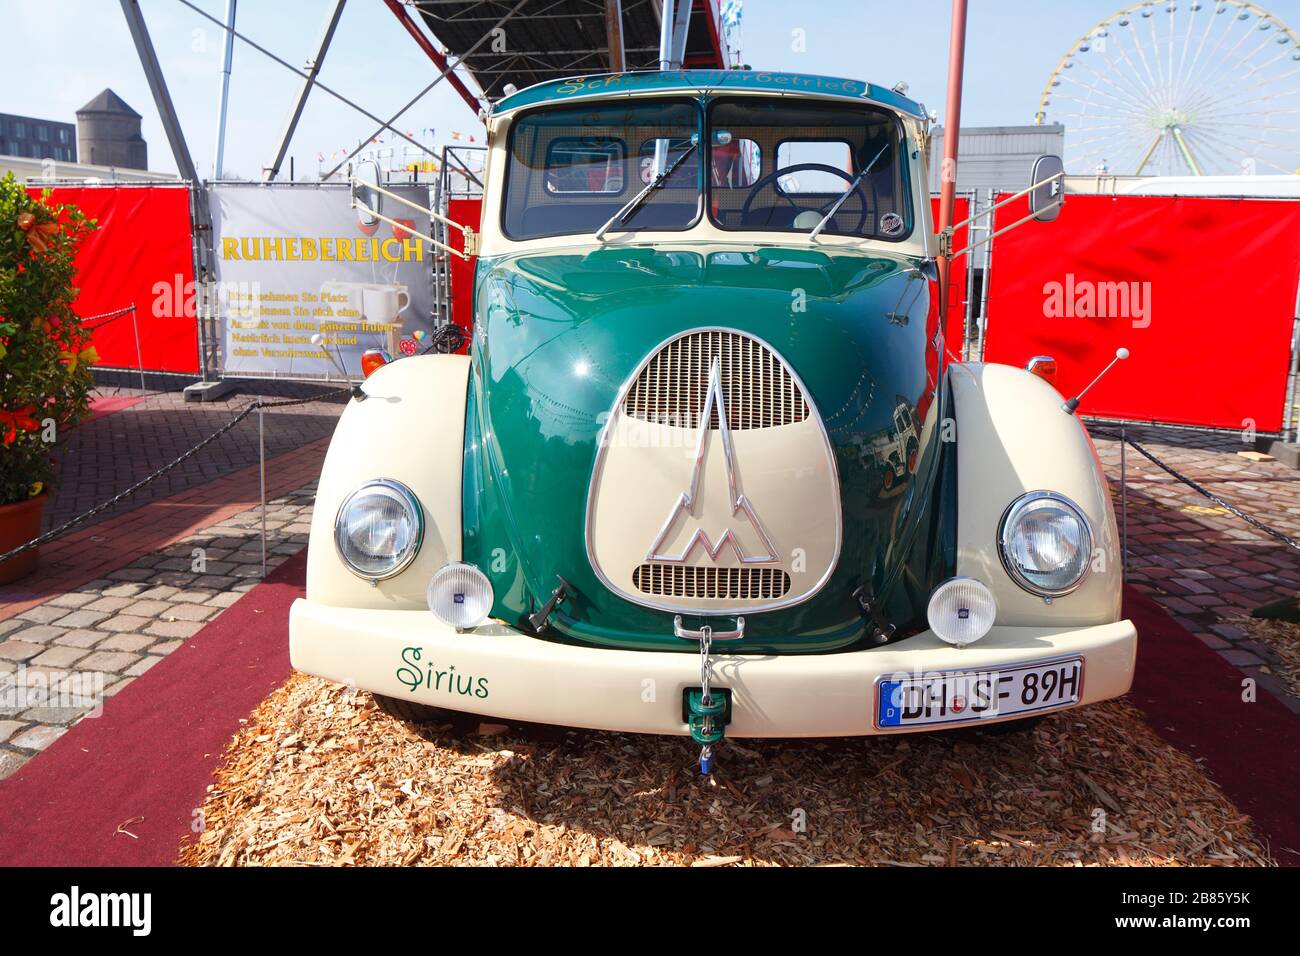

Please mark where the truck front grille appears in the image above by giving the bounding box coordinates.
[622,330,809,430]
[633,563,792,600]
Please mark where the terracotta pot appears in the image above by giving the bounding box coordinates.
[0,493,46,585]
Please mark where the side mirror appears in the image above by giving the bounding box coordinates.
[1029,154,1064,222]
[352,159,383,227]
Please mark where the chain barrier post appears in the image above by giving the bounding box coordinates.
[1286,291,1300,444]
[129,302,147,392]
[258,398,267,578]
[1120,425,1128,581]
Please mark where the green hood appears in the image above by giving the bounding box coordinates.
[463,243,955,653]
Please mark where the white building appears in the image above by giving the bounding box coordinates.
[929,124,1066,193]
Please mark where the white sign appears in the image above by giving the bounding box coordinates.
[209,183,435,379]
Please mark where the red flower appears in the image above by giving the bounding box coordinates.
[0,406,40,445]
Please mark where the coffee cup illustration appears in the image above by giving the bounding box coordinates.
[362,284,411,326]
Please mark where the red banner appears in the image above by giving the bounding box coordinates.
[447,198,482,350]
[983,193,1300,432]
[29,185,199,374]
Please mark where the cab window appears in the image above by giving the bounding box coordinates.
[707,98,913,240]
[545,138,626,194]
[774,140,854,193]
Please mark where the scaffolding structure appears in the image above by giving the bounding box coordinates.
[411,0,729,101]
[431,145,487,328]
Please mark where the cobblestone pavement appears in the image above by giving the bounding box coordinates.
[1092,424,1300,713]
[46,384,345,533]
[0,485,316,780]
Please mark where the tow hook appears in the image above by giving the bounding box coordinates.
[674,616,743,775]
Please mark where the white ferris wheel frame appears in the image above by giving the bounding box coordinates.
[1037,0,1300,177]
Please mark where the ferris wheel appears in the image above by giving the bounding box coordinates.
[1037,1,1300,177]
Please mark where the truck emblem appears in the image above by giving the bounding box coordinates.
[646,357,780,566]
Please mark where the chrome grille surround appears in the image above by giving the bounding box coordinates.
[585,327,843,615]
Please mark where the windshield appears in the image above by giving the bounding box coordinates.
[502,99,703,241]
[502,96,912,242]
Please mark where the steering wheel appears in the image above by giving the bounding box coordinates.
[740,162,870,233]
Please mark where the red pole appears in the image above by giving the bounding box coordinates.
[384,0,483,116]
[936,0,968,292]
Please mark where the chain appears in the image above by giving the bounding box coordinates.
[79,304,137,331]
[1095,429,1300,553]
[0,387,353,565]
[698,624,714,775]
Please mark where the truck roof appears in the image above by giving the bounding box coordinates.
[492,69,928,120]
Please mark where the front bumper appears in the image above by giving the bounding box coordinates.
[290,599,1137,737]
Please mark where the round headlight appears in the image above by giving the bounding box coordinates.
[427,562,494,630]
[927,577,997,647]
[334,479,423,581]
[998,491,1093,597]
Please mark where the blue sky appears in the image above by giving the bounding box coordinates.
[4,0,1299,178]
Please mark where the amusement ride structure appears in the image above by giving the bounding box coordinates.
[1037,1,1300,176]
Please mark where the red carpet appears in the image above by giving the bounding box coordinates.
[87,395,148,421]
[0,549,303,866]
[0,564,1294,866]
[1124,588,1300,863]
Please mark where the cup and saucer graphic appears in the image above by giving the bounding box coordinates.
[320,281,410,352]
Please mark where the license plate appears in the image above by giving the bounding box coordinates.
[876,657,1083,729]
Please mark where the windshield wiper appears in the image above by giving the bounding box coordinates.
[809,143,890,241]
[595,141,699,241]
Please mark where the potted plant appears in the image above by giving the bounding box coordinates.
[0,173,96,583]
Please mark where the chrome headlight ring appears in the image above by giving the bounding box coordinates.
[333,478,424,583]
[997,491,1094,598]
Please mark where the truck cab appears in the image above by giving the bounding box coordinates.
[291,70,1135,747]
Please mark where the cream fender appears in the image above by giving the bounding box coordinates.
[948,362,1123,627]
[305,354,470,610]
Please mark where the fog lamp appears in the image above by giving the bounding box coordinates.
[427,562,494,630]
[927,577,997,647]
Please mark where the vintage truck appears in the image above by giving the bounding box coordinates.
[289,69,1135,770]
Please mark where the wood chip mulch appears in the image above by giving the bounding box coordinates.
[178,674,1273,867]
[1230,615,1300,701]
